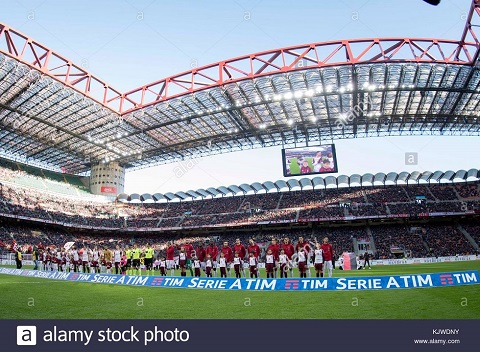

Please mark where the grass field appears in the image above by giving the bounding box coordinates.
[0,262,479,319]
[288,157,314,175]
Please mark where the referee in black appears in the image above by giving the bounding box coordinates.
[364,251,371,269]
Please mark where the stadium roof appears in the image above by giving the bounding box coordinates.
[115,168,480,203]
[0,1,480,175]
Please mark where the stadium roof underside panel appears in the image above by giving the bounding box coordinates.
[115,168,479,203]
[0,0,480,175]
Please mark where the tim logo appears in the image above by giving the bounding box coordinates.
[17,326,36,346]
[285,280,300,290]
[151,277,165,286]
[440,274,454,285]
[69,274,79,281]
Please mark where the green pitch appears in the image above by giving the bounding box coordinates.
[0,261,479,319]
[287,157,314,175]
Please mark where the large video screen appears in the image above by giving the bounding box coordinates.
[282,144,338,177]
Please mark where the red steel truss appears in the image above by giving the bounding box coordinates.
[1,1,480,115]
[457,0,480,62]
[118,37,479,113]
[0,23,123,112]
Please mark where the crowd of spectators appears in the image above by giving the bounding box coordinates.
[241,193,281,210]
[299,206,344,219]
[1,167,480,230]
[364,187,409,203]
[422,224,476,257]
[197,197,244,215]
[460,221,480,247]
[370,225,429,259]
[400,185,433,202]
[386,203,428,216]
[246,209,298,223]
[428,185,459,201]
[347,204,388,217]
[0,223,76,250]
[455,183,480,199]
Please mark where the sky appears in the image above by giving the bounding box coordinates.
[1,0,479,195]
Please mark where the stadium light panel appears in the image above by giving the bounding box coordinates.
[304,90,314,97]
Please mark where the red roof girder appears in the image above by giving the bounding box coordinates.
[0,0,479,115]
[119,37,478,113]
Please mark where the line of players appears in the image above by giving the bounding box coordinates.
[33,236,334,278]
[34,245,127,274]
[159,236,334,278]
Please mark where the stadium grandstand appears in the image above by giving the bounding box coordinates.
[0,0,480,265]
[1,164,479,259]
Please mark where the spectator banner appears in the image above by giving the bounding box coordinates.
[0,268,478,291]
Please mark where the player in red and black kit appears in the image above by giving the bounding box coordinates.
[166,242,176,276]
[296,236,312,277]
[281,237,295,277]
[267,238,280,278]
[320,237,334,278]
[206,242,219,277]
[183,241,195,276]
[220,241,233,277]
[196,242,207,273]
[247,238,260,259]
[233,238,247,277]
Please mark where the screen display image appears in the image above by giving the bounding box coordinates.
[282,144,338,177]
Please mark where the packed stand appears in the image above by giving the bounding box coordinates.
[370,225,428,259]
[422,224,476,257]
[459,221,480,248]
[455,183,480,199]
